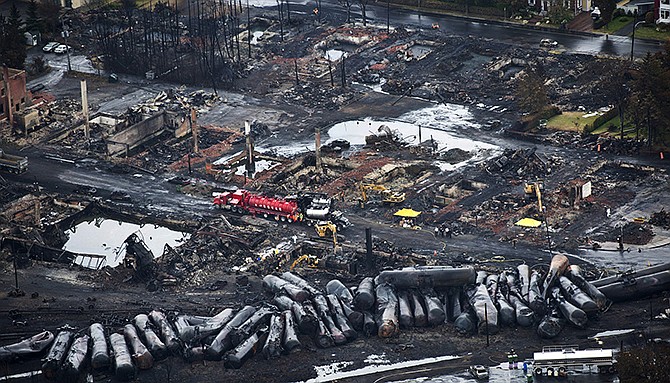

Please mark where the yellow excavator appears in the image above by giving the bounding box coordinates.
[290,222,338,270]
[315,221,338,247]
[359,183,406,208]
[524,181,544,211]
[290,254,319,270]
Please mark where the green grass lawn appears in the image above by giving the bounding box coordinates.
[633,25,670,41]
[602,16,633,34]
[546,111,600,132]
[590,116,641,138]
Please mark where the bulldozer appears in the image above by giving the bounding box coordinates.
[359,183,406,208]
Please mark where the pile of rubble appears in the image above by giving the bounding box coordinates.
[650,209,670,229]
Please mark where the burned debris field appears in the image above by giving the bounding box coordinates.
[2,2,670,383]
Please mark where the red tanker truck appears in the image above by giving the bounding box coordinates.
[213,190,350,228]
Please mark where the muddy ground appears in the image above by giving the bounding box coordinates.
[2,5,670,383]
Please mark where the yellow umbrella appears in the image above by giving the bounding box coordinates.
[394,208,421,218]
[515,218,542,228]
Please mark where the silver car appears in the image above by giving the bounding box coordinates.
[42,42,60,53]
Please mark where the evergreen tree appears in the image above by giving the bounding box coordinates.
[515,68,548,115]
[593,0,617,22]
[26,0,43,33]
[38,0,61,34]
[0,5,27,69]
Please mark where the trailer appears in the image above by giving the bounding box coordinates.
[0,149,28,173]
[532,345,616,377]
[213,190,350,228]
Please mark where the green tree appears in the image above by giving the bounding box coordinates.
[629,50,670,147]
[0,5,27,69]
[593,0,617,23]
[588,59,632,139]
[25,0,42,33]
[500,0,529,16]
[515,68,548,114]
[547,2,573,25]
[38,0,61,34]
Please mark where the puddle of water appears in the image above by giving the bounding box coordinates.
[251,31,264,45]
[64,219,189,268]
[326,109,497,153]
[230,105,500,172]
[212,151,282,178]
[325,49,346,61]
[234,159,282,177]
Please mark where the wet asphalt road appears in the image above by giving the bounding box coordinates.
[282,0,664,58]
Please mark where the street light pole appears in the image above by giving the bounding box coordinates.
[61,19,71,72]
[387,0,390,33]
[630,21,646,61]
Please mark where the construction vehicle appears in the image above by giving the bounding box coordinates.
[213,190,350,228]
[290,254,320,270]
[524,181,544,211]
[523,180,544,196]
[315,221,338,247]
[359,183,406,208]
[0,149,28,174]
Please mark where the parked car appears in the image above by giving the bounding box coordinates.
[42,42,60,53]
[29,83,45,93]
[53,44,71,54]
[469,365,489,380]
[540,39,558,48]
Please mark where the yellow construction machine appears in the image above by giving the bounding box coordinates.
[290,254,320,270]
[359,183,406,208]
[315,221,338,247]
[524,181,544,211]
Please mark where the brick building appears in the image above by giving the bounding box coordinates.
[1,67,30,126]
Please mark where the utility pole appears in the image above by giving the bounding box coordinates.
[190,108,199,153]
[277,0,283,41]
[315,127,322,174]
[341,55,346,88]
[247,0,251,58]
[61,19,72,72]
[328,56,334,87]
[544,206,552,255]
[2,66,15,134]
[387,0,390,33]
[81,79,89,143]
[245,120,255,177]
[294,58,299,85]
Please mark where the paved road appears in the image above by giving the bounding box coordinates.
[272,0,665,58]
